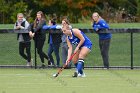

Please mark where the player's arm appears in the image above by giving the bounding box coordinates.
[73,29,85,52]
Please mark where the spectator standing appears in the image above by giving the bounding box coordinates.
[29,11,50,68]
[43,19,62,67]
[14,13,32,66]
[92,12,112,69]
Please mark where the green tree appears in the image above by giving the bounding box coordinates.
[136,0,140,16]
[10,1,28,23]
[40,0,96,23]
[0,0,10,23]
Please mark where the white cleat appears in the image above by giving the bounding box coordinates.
[78,73,86,77]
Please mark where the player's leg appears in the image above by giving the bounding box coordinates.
[71,50,80,77]
[72,50,80,67]
[76,47,91,77]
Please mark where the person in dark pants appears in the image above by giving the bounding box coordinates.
[29,11,50,68]
[92,12,112,69]
[43,19,62,67]
[61,25,73,69]
[14,13,32,66]
[61,34,71,68]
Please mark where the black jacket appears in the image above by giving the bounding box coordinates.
[48,29,62,44]
[16,21,31,42]
[29,20,46,40]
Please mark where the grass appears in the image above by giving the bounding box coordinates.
[0,23,140,66]
[1,33,140,66]
[0,24,14,29]
[0,68,140,93]
[0,23,140,29]
[72,23,140,29]
[0,23,140,93]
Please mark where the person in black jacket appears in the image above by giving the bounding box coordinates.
[14,13,32,66]
[29,11,50,68]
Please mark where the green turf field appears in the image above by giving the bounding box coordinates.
[72,23,140,29]
[0,31,140,66]
[0,23,140,29]
[0,23,140,66]
[0,23,140,93]
[0,68,140,93]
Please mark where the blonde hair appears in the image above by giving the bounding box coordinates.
[92,12,99,17]
[92,12,102,22]
[17,13,24,17]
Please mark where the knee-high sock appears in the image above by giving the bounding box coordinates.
[77,59,84,74]
[74,63,78,68]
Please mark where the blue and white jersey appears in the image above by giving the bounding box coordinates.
[68,30,92,50]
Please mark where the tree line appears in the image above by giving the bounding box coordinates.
[0,0,140,24]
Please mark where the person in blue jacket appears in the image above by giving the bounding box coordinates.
[92,12,112,69]
[43,22,72,68]
[61,19,92,77]
[43,19,62,67]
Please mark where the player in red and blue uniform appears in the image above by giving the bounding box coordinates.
[62,19,92,77]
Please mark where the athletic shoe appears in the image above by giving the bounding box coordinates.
[72,72,78,77]
[78,73,86,77]
[56,65,60,68]
[26,62,30,66]
[48,62,56,68]
[48,59,51,65]
[48,62,52,67]
[26,59,33,67]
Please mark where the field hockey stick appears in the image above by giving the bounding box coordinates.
[53,52,77,77]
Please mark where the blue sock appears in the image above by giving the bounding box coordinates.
[74,63,78,68]
[77,59,84,74]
